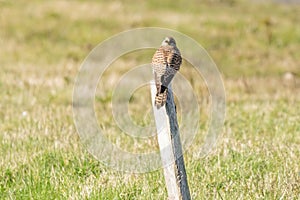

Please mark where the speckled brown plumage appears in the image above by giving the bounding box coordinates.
[152,37,182,109]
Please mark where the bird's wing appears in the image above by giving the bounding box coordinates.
[161,47,182,87]
[167,48,182,70]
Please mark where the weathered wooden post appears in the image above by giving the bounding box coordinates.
[150,80,191,200]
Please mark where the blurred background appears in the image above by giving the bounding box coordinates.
[0,0,299,199]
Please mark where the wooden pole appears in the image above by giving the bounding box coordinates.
[150,81,191,200]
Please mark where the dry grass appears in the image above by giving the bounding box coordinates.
[0,0,299,199]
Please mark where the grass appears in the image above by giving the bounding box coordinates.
[0,0,300,199]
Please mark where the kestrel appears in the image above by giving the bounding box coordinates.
[152,37,182,109]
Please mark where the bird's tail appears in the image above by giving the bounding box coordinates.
[155,88,168,109]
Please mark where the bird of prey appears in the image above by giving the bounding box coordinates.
[151,37,182,109]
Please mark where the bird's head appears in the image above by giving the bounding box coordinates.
[161,37,176,47]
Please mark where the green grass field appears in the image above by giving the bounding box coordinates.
[1,0,299,199]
